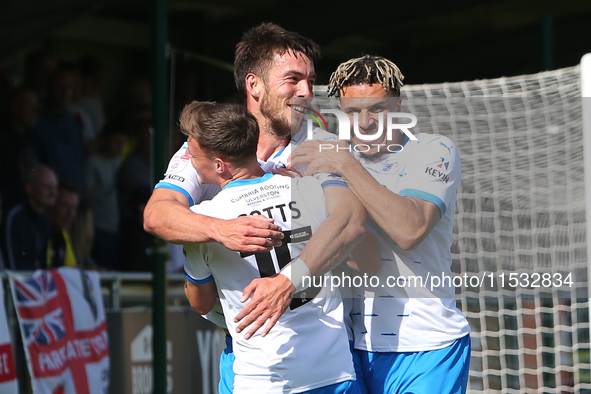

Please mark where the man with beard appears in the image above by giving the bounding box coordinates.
[144,23,366,393]
[289,55,471,394]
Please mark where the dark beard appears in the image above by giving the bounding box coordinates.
[260,96,291,138]
[268,113,291,138]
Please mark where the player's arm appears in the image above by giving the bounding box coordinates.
[298,185,366,274]
[185,278,218,315]
[144,187,283,252]
[293,141,442,250]
[334,161,439,250]
[184,242,219,315]
[345,229,381,274]
[234,184,367,339]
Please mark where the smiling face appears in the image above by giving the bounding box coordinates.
[340,83,402,157]
[256,51,316,137]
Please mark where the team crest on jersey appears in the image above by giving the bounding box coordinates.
[274,162,288,169]
[168,157,190,173]
[382,160,403,173]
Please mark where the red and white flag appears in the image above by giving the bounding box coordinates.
[9,268,109,394]
[0,279,18,393]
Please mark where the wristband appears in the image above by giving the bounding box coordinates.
[279,258,311,293]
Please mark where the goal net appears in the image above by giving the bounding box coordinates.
[315,63,588,393]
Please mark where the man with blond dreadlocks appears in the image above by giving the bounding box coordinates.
[291,55,471,394]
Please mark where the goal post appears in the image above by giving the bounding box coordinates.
[582,54,591,302]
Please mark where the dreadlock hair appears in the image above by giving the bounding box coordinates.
[327,55,404,97]
[234,23,321,103]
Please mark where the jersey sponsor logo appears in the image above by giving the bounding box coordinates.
[180,155,191,161]
[290,226,312,242]
[164,174,186,182]
[230,184,290,205]
[425,167,450,183]
[427,157,449,171]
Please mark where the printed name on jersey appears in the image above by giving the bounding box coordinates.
[164,174,185,182]
[238,201,300,221]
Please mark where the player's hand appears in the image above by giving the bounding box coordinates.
[272,157,303,178]
[272,167,302,178]
[234,275,294,339]
[291,140,352,176]
[214,215,283,253]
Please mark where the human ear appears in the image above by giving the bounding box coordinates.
[245,73,261,99]
[214,158,225,174]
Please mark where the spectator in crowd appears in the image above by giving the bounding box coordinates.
[33,66,87,201]
[86,125,125,269]
[123,75,152,113]
[70,204,102,270]
[78,55,106,143]
[116,105,152,161]
[3,164,57,270]
[117,116,152,223]
[118,186,156,272]
[64,61,96,152]
[47,181,80,268]
[0,86,40,211]
[22,50,57,101]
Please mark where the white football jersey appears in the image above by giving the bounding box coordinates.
[157,125,348,333]
[154,125,339,204]
[184,174,354,393]
[351,133,471,352]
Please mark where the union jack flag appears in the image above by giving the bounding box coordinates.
[21,308,65,346]
[14,271,57,307]
[9,268,110,393]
